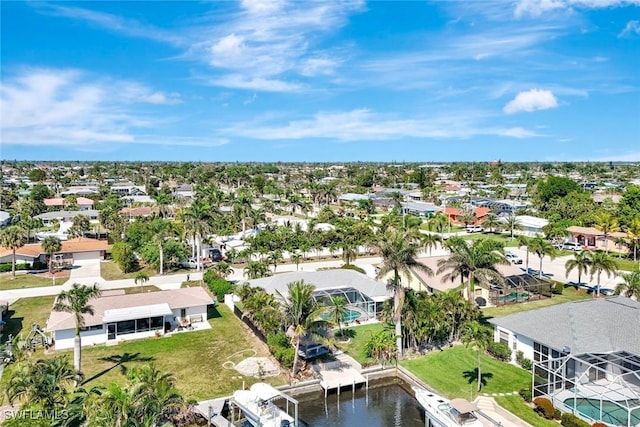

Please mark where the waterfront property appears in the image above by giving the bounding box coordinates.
[247,270,391,320]
[489,296,640,363]
[46,287,213,350]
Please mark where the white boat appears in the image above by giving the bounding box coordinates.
[232,382,296,427]
[412,386,484,427]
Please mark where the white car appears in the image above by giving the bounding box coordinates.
[505,252,523,264]
[466,225,483,233]
[561,242,583,251]
[178,258,204,269]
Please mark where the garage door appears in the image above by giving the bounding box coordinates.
[73,251,101,262]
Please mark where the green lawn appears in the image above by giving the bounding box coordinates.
[481,286,591,319]
[613,257,639,272]
[1,303,287,401]
[495,395,558,427]
[401,345,530,400]
[100,261,192,281]
[0,273,65,290]
[1,295,56,343]
[124,285,161,294]
[335,323,386,366]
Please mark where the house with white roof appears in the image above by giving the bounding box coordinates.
[46,287,213,350]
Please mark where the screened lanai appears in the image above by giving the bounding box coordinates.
[534,350,640,427]
[313,287,377,321]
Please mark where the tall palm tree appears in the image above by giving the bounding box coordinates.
[420,232,442,256]
[1,225,26,278]
[482,213,502,234]
[267,250,283,272]
[7,356,77,407]
[594,211,620,253]
[42,235,62,274]
[376,229,433,358]
[211,261,232,278]
[341,242,357,265]
[565,250,592,285]
[53,283,102,372]
[438,238,508,303]
[527,235,556,279]
[151,219,178,275]
[277,281,329,378]
[626,217,640,262]
[182,197,213,272]
[291,253,303,271]
[589,251,618,297]
[460,321,492,392]
[615,271,640,299]
[515,235,532,272]
[504,214,522,239]
[233,190,254,235]
[428,213,450,240]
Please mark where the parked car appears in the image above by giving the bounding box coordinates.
[561,242,583,251]
[178,258,204,269]
[210,248,223,262]
[505,252,523,264]
[466,225,483,233]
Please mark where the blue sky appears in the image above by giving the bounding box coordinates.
[1,0,639,162]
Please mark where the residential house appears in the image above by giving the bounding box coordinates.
[566,226,628,252]
[0,238,108,266]
[502,215,548,237]
[35,210,100,226]
[0,211,11,228]
[44,197,95,211]
[400,201,441,217]
[443,207,491,225]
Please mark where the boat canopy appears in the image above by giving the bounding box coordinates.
[449,399,478,414]
[250,382,282,401]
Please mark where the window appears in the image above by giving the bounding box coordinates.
[117,320,136,335]
[150,316,164,330]
[499,330,509,345]
[180,308,186,319]
[80,325,103,332]
[136,318,150,333]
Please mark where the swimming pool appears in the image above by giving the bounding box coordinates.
[321,308,362,323]
[495,292,530,303]
[563,398,640,426]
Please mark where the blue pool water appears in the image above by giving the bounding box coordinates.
[564,398,640,426]
[321,309,362,323]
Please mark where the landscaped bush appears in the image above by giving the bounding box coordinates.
[340,264,366,274]
[203,275,233,301]
[516,350,533,370]
[533,397,556,419]
[591,423,607,427]
[111,241,137,273]
[553,282,564,295]
[487,341,511,362]
[518,388,532,402]
[561,413,590,427]
[267,332,294,368]
[0,263,31,273]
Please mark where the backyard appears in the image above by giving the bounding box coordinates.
[335,322,386,366]
[481,286,591,318]
[0,297,287,401]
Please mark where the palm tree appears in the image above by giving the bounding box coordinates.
[482,213,502,234]
[615,271,640,299]
[589,251,618,297]
[527,235,556,279]
[438,238,508,303]
[594,212,620,253]
[291,253,303,271]
[211,261,233,278]
[151,219,178,275]
[327,296,349,336]
[7,356,78,407]
[460,321,492,392]
[42,235,62,274]
[233,191,254,235]
[428,213,450,240]
[53,283,102,372]
[1,226,26,278]
[182,198,213,272]
[504,214,522,239]
[420,232,442,256]
[341,242,357,265]
[364,329,396,366]
[277,281,329,378]
[376,229,433,358]
[267,250,283,272]
[626,217,640,262]
[134,271,149,292]
[515,235,531,272]
[565,250,592,285]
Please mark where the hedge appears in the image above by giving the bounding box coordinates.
[560,413,590,427]
[533,397,556,420]
[267,332,294,368]
[487,341,511,362]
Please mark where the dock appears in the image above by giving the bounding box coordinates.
[194,397,233,427]
[313,352,367,397]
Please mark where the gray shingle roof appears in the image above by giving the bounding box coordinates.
[247,270,391,301]
[489,296,640,354]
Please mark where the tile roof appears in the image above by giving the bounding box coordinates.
[0,238,108,258]
[567,226,626,238]
[46,287,213,331]
[489,296,640,354]
[44,197,94,206]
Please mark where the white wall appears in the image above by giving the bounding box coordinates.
[171,305,207,324]
[54,327,107,350]
[494,326,535,362]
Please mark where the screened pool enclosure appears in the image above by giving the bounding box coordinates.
[313,287,377,321]
[533,350,640,426]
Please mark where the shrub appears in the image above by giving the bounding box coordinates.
[487,341,511,362]
[553,282,564,295]
[340,264,366,274]
[518,388,532,403]
[533,397,556,420]
[205,277,233,301]
[591,423,607,427]
[561,413,590,427]
[0,263,31,273]
[516,351,533,370]
[267,332,294,368]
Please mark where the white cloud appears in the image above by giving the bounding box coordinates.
[221,109,541,141]
[0,68,200,148]
[503,89,559,113]
[514,0,640,17]
[209,75,302,92]
[619,20,640,37]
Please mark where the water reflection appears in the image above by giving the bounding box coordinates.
[295,379,425,427]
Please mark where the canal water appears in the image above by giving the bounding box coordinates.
[294,379,426,427]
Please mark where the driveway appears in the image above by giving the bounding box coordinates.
[66,258,103,285]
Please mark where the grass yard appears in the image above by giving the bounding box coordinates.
[613,257,639,272]
[1,302,287,401]
[0,272,68,290]
[481,286,591,319]
[401,345,530,400]
[335,322,386,366]
[495,395,558,427]
[1,295,56,343]
[99,261,157,281]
